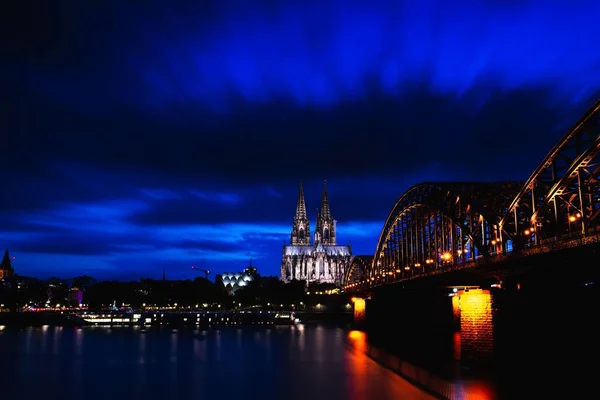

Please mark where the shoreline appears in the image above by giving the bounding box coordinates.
[0,311,352,328]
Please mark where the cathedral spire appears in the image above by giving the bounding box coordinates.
[316,181,336,245]
[320,180,331,219]
[295,182,307,219]
[290,182,310,245]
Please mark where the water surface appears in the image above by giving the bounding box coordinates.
[0,325,433,400]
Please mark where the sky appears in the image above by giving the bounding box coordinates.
[2,0,600,281]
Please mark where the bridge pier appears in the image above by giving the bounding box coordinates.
[356,285,499,363]
[350,296,367,329]
[451,288,495,361]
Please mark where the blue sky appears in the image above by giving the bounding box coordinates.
[2,0,600,280]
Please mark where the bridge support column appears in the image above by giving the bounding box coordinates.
[351,296,367,330]
[452,288,494,362]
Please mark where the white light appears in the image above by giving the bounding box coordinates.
[453,288,458,293]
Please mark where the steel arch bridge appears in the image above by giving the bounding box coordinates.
[345,99,600,292]
[345,256,373,287]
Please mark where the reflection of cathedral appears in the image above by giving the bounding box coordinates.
[280,182,352,286]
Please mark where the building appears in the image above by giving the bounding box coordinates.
[217,260,258,295]
[0,249,15,280]
[280,182,352,286]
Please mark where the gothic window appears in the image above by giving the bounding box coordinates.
[324,228,329,240]
[299,229,305,240]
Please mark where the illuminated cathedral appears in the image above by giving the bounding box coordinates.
[280,182,351,287]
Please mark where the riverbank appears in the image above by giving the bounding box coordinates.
[0,312,84,327]
[0,310,352,328]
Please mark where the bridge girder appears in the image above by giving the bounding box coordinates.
[499,99,600,246]
[364,182,521,286]
[344,255,372,287]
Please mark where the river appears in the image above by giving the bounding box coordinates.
[0,325,434,400]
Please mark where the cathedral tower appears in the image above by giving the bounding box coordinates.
[290,182,311,245]
[316,181,336,245]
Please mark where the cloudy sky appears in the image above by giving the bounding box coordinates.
[2,0,600,280]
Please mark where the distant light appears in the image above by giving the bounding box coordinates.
[453,288,458,293]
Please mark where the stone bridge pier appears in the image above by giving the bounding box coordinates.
[351,285,498,362]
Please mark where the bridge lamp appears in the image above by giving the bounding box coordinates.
[569,215,577,222]
[524,229,530,235]
[442,252,452,261]
[491,240,496,245]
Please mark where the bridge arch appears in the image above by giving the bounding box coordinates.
[499,100,600,248]
[368,182,521,286]
[344,256,372,289]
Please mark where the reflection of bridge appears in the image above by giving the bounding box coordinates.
[345,100,600,292]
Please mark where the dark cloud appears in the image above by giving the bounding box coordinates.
[11,236,117,256]
[178,238,244,253]
[4,88,593,186]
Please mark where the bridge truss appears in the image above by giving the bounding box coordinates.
[345,99,600,291]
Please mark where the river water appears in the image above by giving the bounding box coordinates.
[0,325,434,400]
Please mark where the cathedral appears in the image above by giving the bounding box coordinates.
[280,182,352,287]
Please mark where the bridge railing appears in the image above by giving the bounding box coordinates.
[345,231,600,292]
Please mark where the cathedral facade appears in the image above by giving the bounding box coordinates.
[280,182,352,287]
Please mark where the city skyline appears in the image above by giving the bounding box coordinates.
[3,0,600,280]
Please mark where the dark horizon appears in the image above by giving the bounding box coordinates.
[3,0,600,280]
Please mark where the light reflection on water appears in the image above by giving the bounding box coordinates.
[0,325,435,400]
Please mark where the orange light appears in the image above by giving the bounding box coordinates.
[459,289,493,358]
[351,297,366,325]
[524,229,530,235]
[569,216,576,222]
[347,330,367,352]
[442,252,451,261]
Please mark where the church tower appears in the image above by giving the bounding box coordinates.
[0,249,15,280]
[316,181,336,245]
[290,182,311,245]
